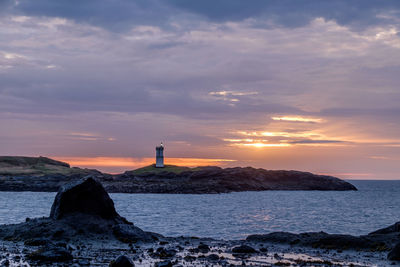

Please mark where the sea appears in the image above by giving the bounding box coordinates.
[0,180,399,240]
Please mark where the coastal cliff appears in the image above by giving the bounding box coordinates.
[0,156,357,193]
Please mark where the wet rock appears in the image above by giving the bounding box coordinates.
[207,253,220,262]
[55,241,67,248]
[259,247,268,252]
[247,232,299,243]
[50,176,119,220]
[110,255,135,267]
[232,245,258,254]
[388,243,400,261]
[78,258,91,265]
[198,243,210,253]
[184,255,196,262]
[112,224,155,243]
[151,247,176,259]
[24,237,51,246]
[312,234,378,250]
[370,222,400,235]
[247,231,389,251]
[155,260,173,267]
[27,245,73,262]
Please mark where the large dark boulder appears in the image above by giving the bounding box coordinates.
[110,255,135,267]
[50,176,119,220]
[232,245,258,254]
[369,222,400,235]
[388,243,400,261]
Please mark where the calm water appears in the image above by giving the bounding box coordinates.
[0,180,399,240]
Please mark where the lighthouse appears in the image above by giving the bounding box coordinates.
[155,142,164,168]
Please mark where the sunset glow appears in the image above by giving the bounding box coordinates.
[53,157,236,173]
[271,116,324,123]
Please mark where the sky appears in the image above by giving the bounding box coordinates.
[1,0,400,178]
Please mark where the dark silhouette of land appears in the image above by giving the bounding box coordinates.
[0,156,357,193]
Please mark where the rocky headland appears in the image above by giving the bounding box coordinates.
[0,156,357,193]
[0,176,397,266]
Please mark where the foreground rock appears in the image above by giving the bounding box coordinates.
[232,245,258,254]
[27,244,73,262]
[0,156,357,193]
[247,220,400,252]
[0,177,160,249]
[388,242,400,260]
[50,176,119,220]
[110,255,135,267]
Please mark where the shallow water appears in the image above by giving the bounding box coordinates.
[0,180,399,239]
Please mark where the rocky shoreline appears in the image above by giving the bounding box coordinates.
[0,176,398,266]
[0,156,357,193]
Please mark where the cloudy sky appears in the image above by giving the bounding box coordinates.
[1,0,400,178]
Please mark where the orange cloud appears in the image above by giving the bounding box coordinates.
[271,116,324,123]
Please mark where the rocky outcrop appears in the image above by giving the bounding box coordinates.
[232,245,258,253]
[0,176,160,245]
[246,221,400,252]
[27,244,73,262]
[369,221,400,235]
[0,157,357,193]
[50,177,119,220]
[110,255,135,267]
[112,166,357,193]
[388,243,400,260]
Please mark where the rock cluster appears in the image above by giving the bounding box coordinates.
[247,221,400,259]
[0,176,160,264]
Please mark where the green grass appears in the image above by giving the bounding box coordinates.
[0,156,92,176]
[129,164,201,175]
[0,165,94,176]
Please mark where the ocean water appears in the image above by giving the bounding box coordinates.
[0,180,399,240]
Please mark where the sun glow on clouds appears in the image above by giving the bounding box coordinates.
[238,143,291,148]
[237,131,321,138]
[271,116,323,123]
[225,126,347,148]
[53,157,236,173]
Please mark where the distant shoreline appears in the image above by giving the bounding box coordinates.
[0,156,357,193]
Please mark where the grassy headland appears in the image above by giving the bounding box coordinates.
[0,156,96,176]
[127,164,201,175]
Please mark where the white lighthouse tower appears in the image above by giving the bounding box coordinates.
[155,142,164,168]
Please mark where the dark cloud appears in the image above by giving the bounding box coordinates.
[3,0,400,31]
[7,0,175,31]
[169,0,400,30]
